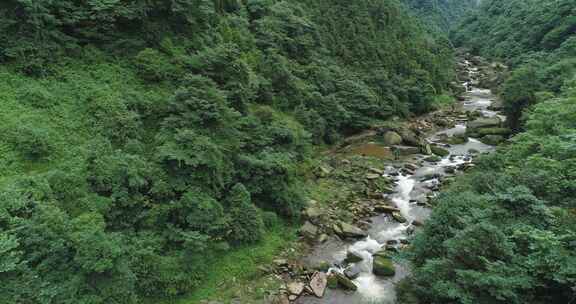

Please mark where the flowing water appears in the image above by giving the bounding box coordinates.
[296,62,499,304]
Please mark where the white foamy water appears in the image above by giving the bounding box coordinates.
[391,174,416,221]
[348,237,383,272]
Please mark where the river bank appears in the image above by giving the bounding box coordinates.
[188,54,509,304]
[265,55,509,304]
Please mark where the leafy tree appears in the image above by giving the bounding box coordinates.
[500,65,539,131]
[226,183,265,244]
[8,120,55,160]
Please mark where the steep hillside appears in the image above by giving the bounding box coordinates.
[453,0,575,62]
[403,0,480,32]
[453,0,576,130]
[0,1,457,303]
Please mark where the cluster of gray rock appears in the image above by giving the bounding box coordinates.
[458,53,508,90]
[466,116,510,145]
[268,260,328,303]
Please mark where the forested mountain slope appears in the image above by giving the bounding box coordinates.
[401,1,576,303]
[403,0,480,32]
[453,0,575,62]
[0,1,456,303]
[453,0,576,130]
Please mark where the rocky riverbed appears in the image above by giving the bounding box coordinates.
[261,54,509,304]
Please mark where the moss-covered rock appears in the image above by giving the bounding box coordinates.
[424,155,442,162]
[373,249,391,258]
[477,127,512,136]
[446,134,468,144]
[431,145,450,157]
[383,131,403,146]
[338,221,367,238]
[392,212,407,223]
[480,134,505,145]
[373,256,395,277]
[335,272,358,291]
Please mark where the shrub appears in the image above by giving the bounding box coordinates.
[226,183,265,244]
[9,123,54,160]
[17,84,57,108]
[261,210,280,228]
[134,48,182,82]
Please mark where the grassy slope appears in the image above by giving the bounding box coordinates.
[0,56,301,303]
[0,59,170,185]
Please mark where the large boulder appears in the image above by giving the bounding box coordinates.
[445,134,468,145]
[470,56,487,66]
[374,204,400,213]
[270,294,290,304]
[398,128,422,147]
[373,255,395,277]
[467,117,502,130]
[311,260,331,272]
[315,165,333,178]
[287,282,305,297]
[338,222,367,239]
[480,135,505,145]
[431,145,450,157]
[383,131,403,146]
[304,207,324,224]
[365,173,381,180]
[309,272,327,298]
[479,74,501,89]
[300,221,319,240]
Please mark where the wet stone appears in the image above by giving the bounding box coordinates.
[344,266,361,280]
[309,272,328,298]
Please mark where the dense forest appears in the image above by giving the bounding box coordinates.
[2,0,575,303]
[404,0,480,32]
[401,1,576,303]
[0,1,457,303]
[452,0,576,130]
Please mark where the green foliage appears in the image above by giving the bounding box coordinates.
[453,0,575,62]
[454,0,576,131]
[16,83,58,108]
[407,82,576,304]
[0,0,459,302]
[135,48,184,82]
[226,183,265,244]
[8,121,55,160]
[500,65,539,131]
[403,0,480,32]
